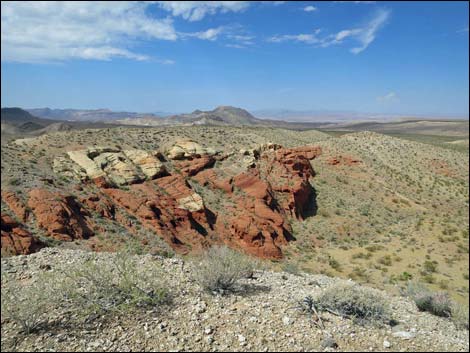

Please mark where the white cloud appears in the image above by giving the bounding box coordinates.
[1,1,179,63]
[227,34,255,47]
[334,29,361,41]
[303,6,317,12]
[349,9,389,54]
[268,9,390,54]
[184,27,225,41]
[377,92,398,102]
[268,29,322,44]
[260,1,286,5]
[155,1,250,22]
[335,1,376,4]
[225,43,246,49]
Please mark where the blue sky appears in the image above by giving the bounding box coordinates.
[1,1,469,117]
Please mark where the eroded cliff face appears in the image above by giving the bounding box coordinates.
[1,140,321,258]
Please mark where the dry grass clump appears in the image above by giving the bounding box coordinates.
[60,253,170,317]
[192,245,257,295]
[406,282,469,330]
[315,282,391,325]
[1,272,56,334]
[451,304,469,331]
[406,282,451,317]
[1,252,170,335]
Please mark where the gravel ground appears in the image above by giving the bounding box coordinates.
[1,248,468,352]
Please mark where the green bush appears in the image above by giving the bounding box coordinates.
[192,245,256,294]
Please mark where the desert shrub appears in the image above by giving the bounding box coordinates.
[451,304,469,330]
[406,282,451,317]
[192,245,256,294]
[282,262,302,276]
[315,283,390,325]
[1,272,57,334]
[328,257,342,271]
[423,260,438,273]
[2,252,171,333]
[60,253,170,317]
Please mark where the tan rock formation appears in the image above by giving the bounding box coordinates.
[166,140,216,160]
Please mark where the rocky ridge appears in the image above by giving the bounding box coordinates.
[1,248,468,352]
[1,140,322,259]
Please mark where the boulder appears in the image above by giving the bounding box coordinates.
[67,150,106,180]
[93,152,143,186]
[63,147,167,186]
[123,149,167,179]
[166,140,215,160]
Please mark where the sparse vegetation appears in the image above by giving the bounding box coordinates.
[60,252,170,317]
[192,245,257,294]
[315,283,390,325]
[407,282,452,317]
[1,251,171,334]
[1,272,56,334]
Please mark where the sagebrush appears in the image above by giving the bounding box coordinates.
[315,282,391,325]
[192,245,257,294]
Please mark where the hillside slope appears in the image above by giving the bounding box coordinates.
[1,126,468,305]
[1,248,468,352]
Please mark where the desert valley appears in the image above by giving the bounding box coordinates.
[1,105,469,351]
[1,1,469,352]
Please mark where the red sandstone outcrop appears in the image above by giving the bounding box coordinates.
[1,191,29,222]
[173,155,215,176]
[193,169,233,193]
[80,195,116,219]
[1,214,43,255]
[27,189,94,241]
[261,146,322,219]
[102,175,213,254]
[223,169,293,258]
[5,143,322,259]
[326,155,361,166]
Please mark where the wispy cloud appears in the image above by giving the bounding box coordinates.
[155,1,250,22]
[377,91,398,102]
[268,30,322,44]
[226,34,255,48]
[182,27,225,41]
[457,26,469,33]
[335,1,377,4]
[303,6,317,12]
[268,9,390,54]
[349,9,390,54]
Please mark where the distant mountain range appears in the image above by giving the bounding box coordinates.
[1,107,123,141]
[2,107,468,143]
[23,106,469,125]
[26,108,168,122]
[117,106,266,126]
